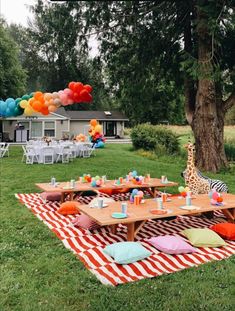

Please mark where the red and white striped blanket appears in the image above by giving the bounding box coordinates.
[15,193,235,286]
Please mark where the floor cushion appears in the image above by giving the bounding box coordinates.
[58,201,80,215]
[40,191,61,201]
[148,235,197,254]
[103,242,151,264]
[210,222,235,240]
[182,228,227,247]
[71,214,100,230]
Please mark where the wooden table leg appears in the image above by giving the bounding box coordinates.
[110,224,117,234]
[222,209,235,223]
[61,192,65,203]
[127,222,135,241]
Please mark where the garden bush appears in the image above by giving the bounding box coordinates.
[224,139,235,161]
[131,123,180,154]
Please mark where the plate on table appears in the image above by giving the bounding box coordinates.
[111,212,127,219]
[140,200,146,204]
[62,186,75,190]
[113,183,125,187]
[179,205,200,211]
[89,203,108,208]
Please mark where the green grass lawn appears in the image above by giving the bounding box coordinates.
[1,144,235,311]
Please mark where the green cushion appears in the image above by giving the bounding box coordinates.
[103,242,151,264]
[182,228,226,247]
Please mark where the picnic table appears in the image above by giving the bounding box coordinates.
[78,193,235,241]
[36,178,178,202]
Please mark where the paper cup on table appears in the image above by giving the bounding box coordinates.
[134,195,141,205]
[161,193,167,203]
[97,198,104,208]
[157,198,163,209]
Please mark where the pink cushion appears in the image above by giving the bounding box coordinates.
[40,192,62,201]
[71,214,100,230]
[148,235,197,255]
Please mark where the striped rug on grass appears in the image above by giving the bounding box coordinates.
[15,193,235,286]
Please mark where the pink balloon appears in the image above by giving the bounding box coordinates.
[58,90,64,95]
[68,99,73,105]
[137,191,144,197]
[212,192,219,200]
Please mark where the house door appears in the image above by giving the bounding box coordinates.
[105,121,116,136]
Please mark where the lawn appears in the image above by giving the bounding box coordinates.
[1,144,235,311]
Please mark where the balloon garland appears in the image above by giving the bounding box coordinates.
[88,119,105,148]
[0,82,93,118]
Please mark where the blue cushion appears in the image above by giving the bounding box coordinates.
[103,242,151,264]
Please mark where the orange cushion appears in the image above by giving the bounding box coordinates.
[210,223,235,240]
[58,201,80,215]
[99,188,130,195]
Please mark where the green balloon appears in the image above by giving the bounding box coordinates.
[15,98,22,104]
[22,94,30,100]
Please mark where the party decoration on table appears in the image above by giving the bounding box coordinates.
[178,186,190,198]
[0,81,93,118]
[209,189,224,206]
[130,189,144,204]
[79,174,92,183]
[75,133,86,142]
[88,119,105,148]
[183,142,210,195]
[91,175,103,187]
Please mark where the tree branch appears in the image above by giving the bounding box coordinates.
[224,89,235,111]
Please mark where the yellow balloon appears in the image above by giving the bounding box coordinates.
[24,106,34,116]
[94,124,102,133]
[184,187,190,192]
[20,100,28,108]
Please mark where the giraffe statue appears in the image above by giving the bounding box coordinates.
[184,143,210,195]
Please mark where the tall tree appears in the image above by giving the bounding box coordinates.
[83,0,235,172]
[0,19,26,99]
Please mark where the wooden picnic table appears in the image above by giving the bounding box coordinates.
[35,178,178,202]
[78,193,235,241]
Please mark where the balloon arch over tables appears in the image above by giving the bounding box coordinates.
[0,82,93,118]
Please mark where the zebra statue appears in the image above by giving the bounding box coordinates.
[181,169,229,193]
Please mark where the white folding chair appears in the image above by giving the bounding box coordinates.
[24,146,40,164]
[81,143,96,158]
[41,147,54,164]
[56,146,71,163]
[1,143,10,157]
[69,145,77,159]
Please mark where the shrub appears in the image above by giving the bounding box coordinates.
[225,144,235,161]
[131,123,180,154]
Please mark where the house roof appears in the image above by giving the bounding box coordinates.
[62,110,129,121]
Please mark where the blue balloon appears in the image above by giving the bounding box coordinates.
[132,170,138,177]
[6,98,15,104]
[0,101,7,112]
[96,141,105,148]
[8,100,16,110]
[5,108,12,117]
[132,189,138,196]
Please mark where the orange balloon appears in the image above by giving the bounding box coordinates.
[48,105,57,112]
[34,91,43,100]
[41,107,49,115]
[90,119,97,127]
[32,100,42,111]
[28,98,34,106]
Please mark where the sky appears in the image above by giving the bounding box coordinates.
[0,0,98,56]
[0,0,35,26]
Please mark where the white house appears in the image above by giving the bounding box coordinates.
[0,108,129,142]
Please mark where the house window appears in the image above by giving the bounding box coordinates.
[31,121,43,138]
[44,121,55,137]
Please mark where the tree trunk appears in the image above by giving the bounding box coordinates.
[191,1,228,172]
